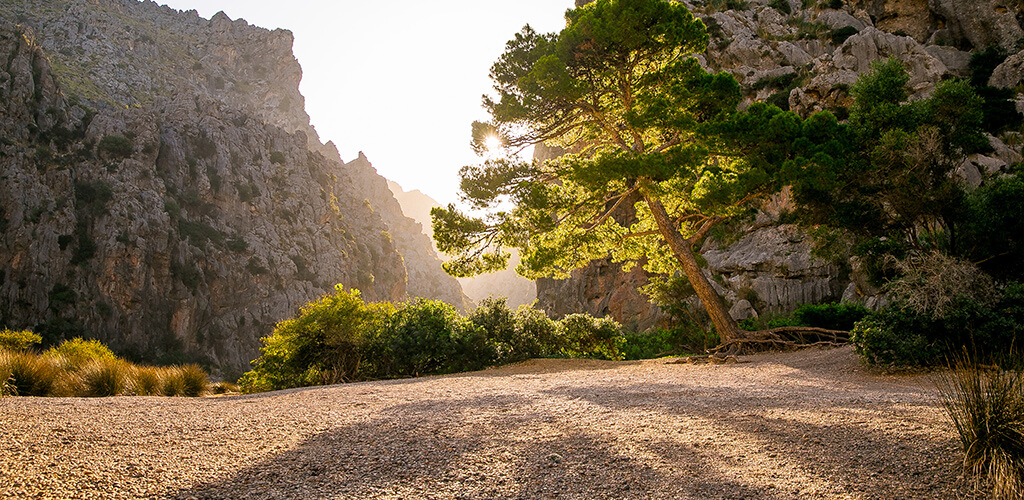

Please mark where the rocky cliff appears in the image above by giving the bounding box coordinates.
[537,0,1024,329]
[0,0,468,375]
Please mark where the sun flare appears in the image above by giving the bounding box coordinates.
[484,135,503,153]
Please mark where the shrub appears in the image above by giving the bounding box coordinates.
[853,283,1024,366]
[556,314,624,360]
[0,328,42,351]
[621,325,717,360]
[97,134,133,158]
[468,297,558,363]
[768,0,791,14]
[46,337,116,365]
[938,356,1024,499]
[791,301,870,331]
[385,299,491,377]
[269,151,286,165]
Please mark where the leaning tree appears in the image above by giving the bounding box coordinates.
[432,0,843,350]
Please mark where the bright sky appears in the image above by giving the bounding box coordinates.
[158,1,575,206]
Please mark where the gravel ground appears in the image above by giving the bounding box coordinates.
[0,346,981,499]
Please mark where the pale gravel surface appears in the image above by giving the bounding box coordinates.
[0,346,982,499]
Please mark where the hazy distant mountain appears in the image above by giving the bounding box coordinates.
[388,181,537,308]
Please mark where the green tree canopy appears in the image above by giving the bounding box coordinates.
[433,0,822,346]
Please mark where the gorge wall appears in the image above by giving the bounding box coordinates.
[537,0,1024,330]
[0,0,469,375]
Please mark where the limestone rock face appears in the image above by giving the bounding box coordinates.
[536,0,1024,330]
[0,1,469,375]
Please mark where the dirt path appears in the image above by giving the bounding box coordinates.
[0,346,979,499]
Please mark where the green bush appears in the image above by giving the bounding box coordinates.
[239,288,627,393]
[556,314,624,360]
[791,302,870,331]
[468,297,558,362]
[621,325,718,360]
[853,283,1024,366]
[768,0,791,14]
[97,135,133,158]
[938,356,1024,499]
[46,337,116,365]
[0,328,42,351]
[385,299,491,377]
[269,151,286,165]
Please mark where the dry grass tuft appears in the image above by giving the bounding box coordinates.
[937,356,1024,499]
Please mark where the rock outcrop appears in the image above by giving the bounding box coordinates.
[0,0,469,374]
[536,0,1024,329]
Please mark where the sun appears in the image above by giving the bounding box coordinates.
[484,135,503,154]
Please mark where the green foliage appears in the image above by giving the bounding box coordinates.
[621,325,718,360]
[178,217,226,246]
[97,134,132,159]
[555,314,624,360]
[0,328,42,351]
[269,151,286,165]
[740,302,870,332]
[777,59,989,277]
[958,170,1024,281]
[791,301,870,331]
[239,288,626,393]
[236,182,260,202]
[46,337,116,364]
[966,46,1024,135]
[74,179,114,217]
[468,297,558,362]
[852,283,1024,366]
[938,356,1024,499]
[768,0,791,14]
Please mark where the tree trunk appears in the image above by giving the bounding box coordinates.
[643,193,743,343]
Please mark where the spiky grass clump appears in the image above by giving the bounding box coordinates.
[1,350,60,397]
[133,366,161,396]
[80,358,133,397]
[160,367,186,397]
[179,364,209,397]
[1,364,14,397]
[937,358,1024,499]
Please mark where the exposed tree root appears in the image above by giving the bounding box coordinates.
[711,327,851,356]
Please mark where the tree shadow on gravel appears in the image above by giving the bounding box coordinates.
[541,381,970,499]
[174,392,791,500]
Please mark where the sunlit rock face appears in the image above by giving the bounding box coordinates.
[535,0,1024,329]
[0,1,467,375]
